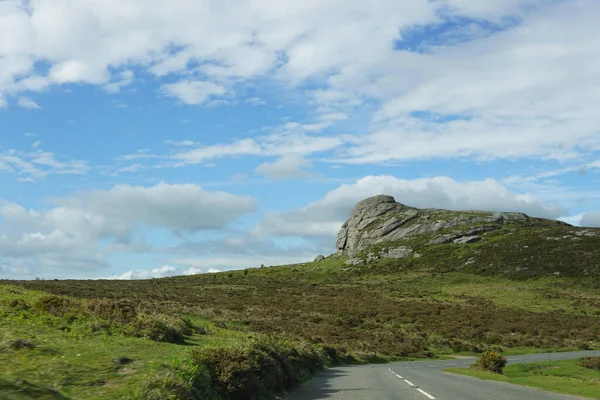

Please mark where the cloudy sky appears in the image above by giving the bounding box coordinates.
[1,0,599,279]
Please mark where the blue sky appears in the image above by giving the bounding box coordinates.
[1,0,599,279]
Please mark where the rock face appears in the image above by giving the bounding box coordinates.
[336,195,565,259]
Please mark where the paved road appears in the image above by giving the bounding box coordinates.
[288,350,600,400]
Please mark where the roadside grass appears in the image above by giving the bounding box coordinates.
[444,347,587,357]
[445,359,600,399]
[0,284,418,399]
[0,285,240,399]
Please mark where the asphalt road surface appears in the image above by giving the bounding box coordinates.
[288,350,600,400]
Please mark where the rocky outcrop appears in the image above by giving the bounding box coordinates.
[336,195,566,259]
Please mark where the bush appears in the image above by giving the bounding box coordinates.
[190,338,326,400]
[138,360,218,400]
[33,295,75,316]
[192,345,259,399]
[86,298,137,323]
[8,299,31,311]
[470,350,507,374]
[579,356,600,371]
[126,315,186,344]
[2,338,35,351]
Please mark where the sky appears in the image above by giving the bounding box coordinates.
[1,0,600,280]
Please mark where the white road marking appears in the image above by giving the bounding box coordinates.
[389,368,435,399]
[388,368,403,379]
[417,388,436,399]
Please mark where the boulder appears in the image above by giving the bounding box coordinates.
[336,195,561,259]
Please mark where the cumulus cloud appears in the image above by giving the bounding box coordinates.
[51,182,256,232]
[253,175,566,239]
[255,155,316,180]
[0,183,257,278]
[580,211,600,228]
[166,254,310,273]
[0,0,593,163]
[111,265,206,280]
[161,80,227,105]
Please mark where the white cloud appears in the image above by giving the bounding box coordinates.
[245,97,267,106]
[559,213,585,226]
[1,0,595,164]
[103,69,134,93]
[167,129,343,165]
[161,80,227,105]
[0,147,89,180]
[254,175,566,239]
[438,0,546,21]
[32,141,42,149]
[110,163,143,176]
[0,183,257,277]
[17,97,41,109]
[580,211,600,228]
[112,265,205,280]
[166,254,309,272]
[0,94,7,108]
[52,182,257,232]
[255,155,316,180]
[164,140,196,147]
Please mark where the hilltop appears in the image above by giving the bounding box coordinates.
[335,195,600,281]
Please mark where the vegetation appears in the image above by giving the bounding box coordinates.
[447,359,600,399]
[2,221,600,398]
[579,356,600,371]
[470,350,507,374]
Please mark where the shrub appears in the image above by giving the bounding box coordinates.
[86,298,137,323]
[191,345,259,399]
[579,356,600,371]
[470,350,507,374]
[33,295,74,316]
[127,315,186,344]
[191,338,326,400]
[2,338,35,351]
[8,299,31,311]
[138,360,218,400]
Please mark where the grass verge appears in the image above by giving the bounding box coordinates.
[445,359,600,399]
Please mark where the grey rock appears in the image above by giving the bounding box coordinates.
[314,255,325,262]
[382,246,413,259]
[336,194,570,259]
[344,258,366,266]
[574,230,598,237]
[453,236,481,244]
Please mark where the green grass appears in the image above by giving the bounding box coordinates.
[0,285,241,399]
[446,359,600,399]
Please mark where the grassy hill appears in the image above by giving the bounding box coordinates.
[2,209,600,398]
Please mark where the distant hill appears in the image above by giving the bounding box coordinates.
[336,195,600,281]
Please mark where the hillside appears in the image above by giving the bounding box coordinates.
[336,195,600,281]
[2,195,600,399]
